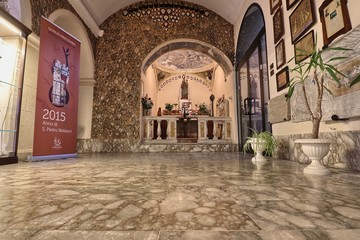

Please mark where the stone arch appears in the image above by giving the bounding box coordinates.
[49,9,95,139]
[141,39,233,78]
[235,3,265,68]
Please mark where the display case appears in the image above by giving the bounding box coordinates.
[0,8,31,165]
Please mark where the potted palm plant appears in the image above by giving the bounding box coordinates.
[243,129,278,166]
[287,39,360,175]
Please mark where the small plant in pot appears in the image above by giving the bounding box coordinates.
[198,103,209,115]
[164,103,175,114]
[165,103,175,111]
[243,129,278,166]
[286,38,360,175]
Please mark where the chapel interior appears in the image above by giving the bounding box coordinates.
[0,0,360,239]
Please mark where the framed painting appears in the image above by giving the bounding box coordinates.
[275,39,286,69]
[286,0,300,10]
[270,0,282,14]
[319,0,352,47]
[273,7,284,44]
[289,0,315,44]
[276,66,289,92]
[294,30,315,63]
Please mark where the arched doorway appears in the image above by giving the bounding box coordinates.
[49,9,95,140]
[236,4,270,149]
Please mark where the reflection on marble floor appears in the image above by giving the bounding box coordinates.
[0,152,360,239]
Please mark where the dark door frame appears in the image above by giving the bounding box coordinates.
[236,27,270,150]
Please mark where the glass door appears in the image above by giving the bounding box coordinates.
[238,33,270,149]
[0,8,31,164]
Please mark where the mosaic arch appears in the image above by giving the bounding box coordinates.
[142,39,233,77]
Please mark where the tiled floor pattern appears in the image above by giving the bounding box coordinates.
[0,152,359,239]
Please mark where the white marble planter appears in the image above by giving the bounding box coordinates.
[295,138,332,175]
[249,138,267,165]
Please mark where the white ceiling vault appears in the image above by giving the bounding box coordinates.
[67,0,243,72]
[77,0,244,35]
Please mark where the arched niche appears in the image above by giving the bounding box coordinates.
[140,39,236,142]
[49,9,95,139]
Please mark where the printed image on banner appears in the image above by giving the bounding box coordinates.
[33,17,81,157]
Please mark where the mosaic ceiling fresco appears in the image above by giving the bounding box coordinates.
[155,49,214,71]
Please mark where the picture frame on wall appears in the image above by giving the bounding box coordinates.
[276,66,289,92]
[273,7,284,44]
[286,0,300,10]
[275,39,286,69]
[319,0,352,47]
[270,0,282,14]
[289,0,315,44]
[294,30,315,63]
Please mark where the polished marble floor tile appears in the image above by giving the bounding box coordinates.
[0,152,359,239]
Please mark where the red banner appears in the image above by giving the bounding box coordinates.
[32,17,80,159]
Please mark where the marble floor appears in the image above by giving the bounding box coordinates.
[0,152,360,240]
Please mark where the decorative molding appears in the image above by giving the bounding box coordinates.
[79,78,96,86]
[158,74,211,92]
[68,0,104,37]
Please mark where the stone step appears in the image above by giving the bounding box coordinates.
[137,143,238,153]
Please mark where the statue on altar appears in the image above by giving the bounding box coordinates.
[180,76,189,99]
[216,94,229,117]
[179,75,191,111]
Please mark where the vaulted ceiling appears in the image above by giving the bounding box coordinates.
[81,0,245,25]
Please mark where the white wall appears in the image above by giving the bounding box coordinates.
[143,65,158,116]
[17,35,38,155]
[212,66,237,142]
[212,65,234,116]
[235,0,360,137]
[156,73,213,113]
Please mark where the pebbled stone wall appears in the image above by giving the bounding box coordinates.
[91,1,234,152]
[29,0,234,153]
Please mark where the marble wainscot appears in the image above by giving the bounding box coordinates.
[276,130,360,172]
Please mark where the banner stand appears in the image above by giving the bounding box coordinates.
[27,153,77,162]
[31,17,81,161]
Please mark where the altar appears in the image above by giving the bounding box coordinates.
[177,117,198,143]
[142,115,232,144]
[142,74,232,144]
